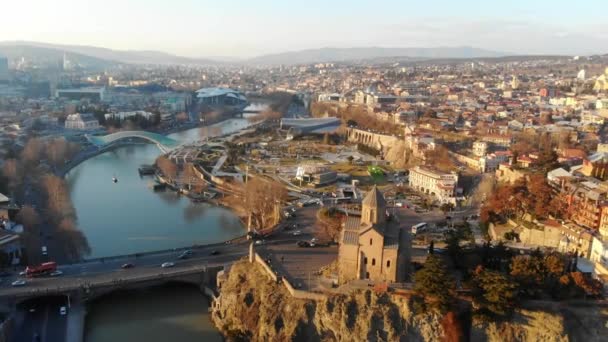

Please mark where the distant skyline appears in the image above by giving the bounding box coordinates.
[1,0,607,58]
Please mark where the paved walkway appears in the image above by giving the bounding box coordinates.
[66,302,85,342]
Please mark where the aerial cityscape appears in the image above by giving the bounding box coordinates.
[0,0,608,341]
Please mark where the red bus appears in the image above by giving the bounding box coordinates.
[25,262,57,277]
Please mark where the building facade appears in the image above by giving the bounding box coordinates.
[408,166,459,204]
[64,113,100,130]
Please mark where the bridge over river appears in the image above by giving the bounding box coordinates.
[85,131,181,153]
[0,241,249,302]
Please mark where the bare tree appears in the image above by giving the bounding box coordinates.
[16,205,41,229]
[39,174,76,223]
[46,138,69,167]
[156,156,178,181]
[21,138,43,166]
[228,177,287,230]
[2,159,21,192]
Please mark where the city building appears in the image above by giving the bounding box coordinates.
[64,113,100,130]
[195,87,247,107]
[580,152,608,180]
[56,87,106,102]
[338,186,409,283]
[408,166,459,204]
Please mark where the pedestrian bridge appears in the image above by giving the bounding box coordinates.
[85,131,181,152]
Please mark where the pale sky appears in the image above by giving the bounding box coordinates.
[1,0,606,57]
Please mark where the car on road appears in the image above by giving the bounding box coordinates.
[292,230,302,236]
[121,263,134,269]
[161,262,175,268]
[11,280,26,287]
[59,306,67,315]
[177,251,190,260]
[19,271,26,276]
[49,270,63,277]
[255,240,265,245]
[210,250,220,256]
[297,241,311,247]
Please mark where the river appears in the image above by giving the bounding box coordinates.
[84,284,222,342]
[65,110,263,342]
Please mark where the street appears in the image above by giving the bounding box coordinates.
[12,296,67,342]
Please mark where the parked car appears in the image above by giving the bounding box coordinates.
[292,230,302,236]
[59,306,67,316]
[161,262,175,268]
[11,280,26,287]
[49,270,63,277]
[210,250,220,256]
[255,240,265,245]
[121,263,134,269]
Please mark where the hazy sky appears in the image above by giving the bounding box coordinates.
[1,0,606,57]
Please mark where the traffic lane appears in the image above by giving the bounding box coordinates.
[0,249,248,294]
[12,305,44,342]
[44,298,67,342]
[6,242,249,284]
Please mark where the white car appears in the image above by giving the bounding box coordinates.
[50,270,63,277]
[254,240,264,245]
[292,230,302,236]
[11,280,26,287]
[59,306,67,315]
[161,262,175,268]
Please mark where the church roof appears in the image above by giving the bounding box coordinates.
[362,185,386,208]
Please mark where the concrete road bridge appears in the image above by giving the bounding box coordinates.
[85,131,181,153]
[0,241,249,303]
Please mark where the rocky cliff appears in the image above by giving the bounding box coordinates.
[212,260,608,341]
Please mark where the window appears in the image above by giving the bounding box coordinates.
[369,238,373,246]
[372,258,376,266]
[365,272,370,279]
[364,257,368,265]
[386,260,391,268]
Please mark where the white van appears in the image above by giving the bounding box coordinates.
[411,222,428,235]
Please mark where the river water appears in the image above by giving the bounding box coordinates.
[67,113,261,342]
[84,284,222,342]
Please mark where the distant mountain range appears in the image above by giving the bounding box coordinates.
[0,41,512,67]
[245,46,506,65]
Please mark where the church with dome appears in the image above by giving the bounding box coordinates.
[338,186,411,284]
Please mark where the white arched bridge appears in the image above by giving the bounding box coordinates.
[85,131,181,153]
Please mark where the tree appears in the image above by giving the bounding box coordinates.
[510,255,546,296]
[471,266,518,318]
[21,138,43,166]
[440,203,454,215]
[570,271,602,297]
[414,255,456,313]
[1,159,21,193]
[226,177,288,230]
[316,207,342,242]
[156,156,178,181]
[39,174,76,224]
[16,206,41,229]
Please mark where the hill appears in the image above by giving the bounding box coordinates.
[0,41,222,66]
[244,46,507,65]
